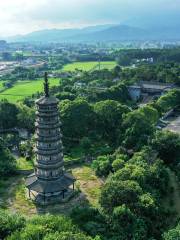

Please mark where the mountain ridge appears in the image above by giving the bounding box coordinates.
[5,23,180,43]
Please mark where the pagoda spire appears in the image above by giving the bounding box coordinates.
[44,72,49,97]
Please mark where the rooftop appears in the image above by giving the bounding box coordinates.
[36,96,58,105]
[26,173,75,193]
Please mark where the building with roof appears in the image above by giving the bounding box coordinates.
[26,73,75,205]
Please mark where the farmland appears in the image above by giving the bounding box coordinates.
[62,61,117,72]
[0,78,60,102]
[0,61,117,102]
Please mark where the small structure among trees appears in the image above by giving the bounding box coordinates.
[26,73,75,205]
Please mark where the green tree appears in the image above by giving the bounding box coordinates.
[163,222,180,240]
[151,130,180,165]
[92,155,113,177]
[44,232,95,240]
[17,104,35,132]
[122,110,154,150]
[0,138,16,177]
[94,100,129,145]
[60,99,96,141]
[100,179,143,214]
[139,105,159,125]
[0,210,25,239]
[80,137,92,155]
[0,100,18,129]
[157,89,180,113]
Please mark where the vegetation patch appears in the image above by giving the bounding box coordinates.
[72,166,103,206]
[16,157,34,170]
[0,78,60,102]
[62,61,116,72]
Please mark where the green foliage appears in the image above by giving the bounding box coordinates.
[112,205,147,240]
[139,105,159,125]
[112,158,125,172]
[44,232,94,240]
[122,110,154,150]
[0,138,16,177]
[8,214,95,240]
[70,207,106,237]
[116,49,180,84]
[100,180,143,214]
[92,155,113,177]
[17,104,35,132]
[60,98,96,141]
[151,130,180,165]
[95,83,130,103]
[163,222,180,240]
[99,148,169,239]
[0,100,18,129]
[156,89,180,113]
[94,100,130,145]
[56,91,76,101]
[80,137,92,155]
[0,210,25,239]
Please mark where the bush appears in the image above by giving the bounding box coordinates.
[92,156,112,177]
[151,130,180,166]
[163,222,180,240]
[0,210,25,239]
[0,139,16,177]
[44,232,95,240]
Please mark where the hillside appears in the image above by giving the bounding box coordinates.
[7,24,180,43]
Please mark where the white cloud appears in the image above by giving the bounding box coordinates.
[0,0,179,37]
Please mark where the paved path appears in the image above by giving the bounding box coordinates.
[165,116,180,134]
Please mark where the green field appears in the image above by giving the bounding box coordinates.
[62,61,117,72]
[0,81,5,90]
[0,78,60,102]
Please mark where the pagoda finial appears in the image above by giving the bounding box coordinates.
[44,72,49,97]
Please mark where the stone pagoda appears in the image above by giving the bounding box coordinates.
[26,73,75,205]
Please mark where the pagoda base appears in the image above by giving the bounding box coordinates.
[26,173,75,205]
[27,188,75,205]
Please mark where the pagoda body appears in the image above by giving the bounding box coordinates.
[26,73,75,205]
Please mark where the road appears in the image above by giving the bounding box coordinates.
[165,116,180,134]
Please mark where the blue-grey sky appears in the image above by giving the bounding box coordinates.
[0,0,180,36]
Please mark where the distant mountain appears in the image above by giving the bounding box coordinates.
[7,24,115,43]
[72,25,150,42]
[6,23,180,43]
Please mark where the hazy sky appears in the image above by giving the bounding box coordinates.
[0,0,180,37]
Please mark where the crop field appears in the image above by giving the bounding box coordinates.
[62,61,116,72]
[0,78,60,102]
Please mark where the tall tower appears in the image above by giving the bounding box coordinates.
[26,73,75,205]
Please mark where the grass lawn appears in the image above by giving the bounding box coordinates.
[16,157,34,170]
[62,61,116,72]
[0,78,60,102]
[72,165,103,207]
[0,164,103,216]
